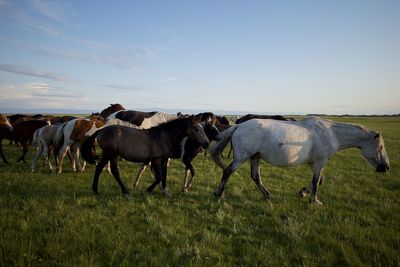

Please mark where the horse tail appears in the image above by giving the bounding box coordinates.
[210,125,239,169]
[81,130,101,165]
[31,129,40,146]
[54,122,67,157]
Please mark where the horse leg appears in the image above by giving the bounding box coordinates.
[146,160,162,193]
[92,157,109,194]
[132,163,147,191]
[56,145,68,175]
[17,140,28,163]
[300,162,326,205]
[214,158,245,199]
[250,157,271,200]
[31,142,43,172]
[0,139,8,164]
[109,157,129,194]
[72,143,83,172]
[43,143,52,171]
[160,158,170,196]
[182,159,196,192]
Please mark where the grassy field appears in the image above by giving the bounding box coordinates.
[0,116,399,266]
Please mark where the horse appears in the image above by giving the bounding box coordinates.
[226,114,293,157]
[81,116,210,195]
[107,110,178,129]
[48,115,80,125]
[0,114,13,164]
[210,116,390,205]
[132,119,220,193]
[99,103,126,118]
[235,114,295,124]
[7,120,51,163]
[31,124,71,172]
[54,115,108,174]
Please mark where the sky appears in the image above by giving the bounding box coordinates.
[0,0,399,115]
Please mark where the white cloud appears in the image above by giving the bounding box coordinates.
[0,64,77,82]
[31,0,76,26]
[163,77,177,82]
[0,82,87,109]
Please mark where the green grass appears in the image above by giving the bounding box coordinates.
[1,117,399,266]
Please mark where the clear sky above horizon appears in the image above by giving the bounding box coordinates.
[0,0,399,115]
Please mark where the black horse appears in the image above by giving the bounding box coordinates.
[81,116,209,195]
[132,120,220,192]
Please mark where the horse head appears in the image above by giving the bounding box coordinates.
[187,115,210,149]
[361,132,390,172]
[203,117,220,141]
[0,114,13,131]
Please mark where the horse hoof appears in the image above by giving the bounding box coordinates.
[310,199,323,206]
[182,187,190,193]
[299,187,310,198]
[162,190,171,197]
[213,191,224,199]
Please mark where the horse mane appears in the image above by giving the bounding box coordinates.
[148,116,191,132]
[105,118,140,129]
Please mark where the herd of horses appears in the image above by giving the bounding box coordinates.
[0,104,390,205]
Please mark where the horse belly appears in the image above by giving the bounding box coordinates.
[260,130,312,167]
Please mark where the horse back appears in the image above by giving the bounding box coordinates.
[115,110,157,126]
[234,119,314,166]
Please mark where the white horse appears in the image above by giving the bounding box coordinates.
[210,116,390,205]
[31,124,60,172]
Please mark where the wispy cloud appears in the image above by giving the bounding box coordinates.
[0,82,88,109]
[0,1,153,70]
[0,63,77,82]
[31,0,77,27]
[102,84,148,91]
[0,0,10,6]
[163,77,177,82]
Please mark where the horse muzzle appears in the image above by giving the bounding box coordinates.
[376,164,389,173]
[201,141,210,149]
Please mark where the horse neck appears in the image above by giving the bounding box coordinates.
[156,119,189,146]
[331,122,371,150]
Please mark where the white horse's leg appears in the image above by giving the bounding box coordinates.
[182,169,191,192]
[250,157,271,200]
[72,143,83,172]
[31,142,43,172]
[214,156,246,198]
[42,142,52,171]
[56,144,70,175]
[132,163,147,191]
[301,161,326,205]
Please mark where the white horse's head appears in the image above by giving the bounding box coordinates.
[361,132,390,172]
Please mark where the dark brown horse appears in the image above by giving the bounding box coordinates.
[0,114,13,163]
[99,103,126,118]
[12,120,50,162]
[132,119,221,192]
[81,116,210,195]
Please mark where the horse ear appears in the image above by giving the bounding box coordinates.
[374,132,380,139]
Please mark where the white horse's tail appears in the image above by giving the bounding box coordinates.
[54,122,67,156]
[31,129,40,146]
[210,125,239,169]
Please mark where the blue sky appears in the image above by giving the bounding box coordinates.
[0,0,399,114]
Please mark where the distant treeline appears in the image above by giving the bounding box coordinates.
[307,114,400,117]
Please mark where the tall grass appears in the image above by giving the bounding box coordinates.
[0,117,399,266]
